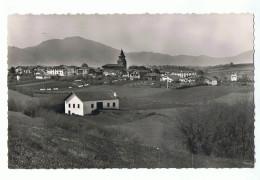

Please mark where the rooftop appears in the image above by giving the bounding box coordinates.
[65,91,118,102]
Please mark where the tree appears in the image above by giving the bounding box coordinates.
[81,63,89,68]
[196,70,204,75]
[230,62,234,66]
[223,76,228,82]
[153,68,160,74]
[9,67,16,75]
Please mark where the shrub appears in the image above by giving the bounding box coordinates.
[167,99,254,161]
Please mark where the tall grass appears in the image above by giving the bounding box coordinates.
[167,99,254,161]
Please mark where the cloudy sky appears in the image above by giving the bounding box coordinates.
[8,14,253,57]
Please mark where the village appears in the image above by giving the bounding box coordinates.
[11,49,244,89]
[8,49,253,116]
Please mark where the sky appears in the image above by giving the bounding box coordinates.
[8,14,254,57]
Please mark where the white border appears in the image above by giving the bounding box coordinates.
[0,0,259,180]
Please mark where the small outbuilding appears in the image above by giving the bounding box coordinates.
[231,73,238,82]
[204,76,218,86]
[64,91,119,116]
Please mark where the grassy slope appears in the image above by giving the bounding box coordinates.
[8,111,253,168]
[8,82,254,168]
[8,89,40,106]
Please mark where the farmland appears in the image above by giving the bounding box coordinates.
[8,76,254,168]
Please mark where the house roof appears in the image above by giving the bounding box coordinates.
[144,73,158,77]
[128,69,149,73]
[64,91,118,102]
[102,64,123,68]
[171,70,196,73]
[167,75,180,80]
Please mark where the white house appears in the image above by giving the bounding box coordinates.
[46,65,68,76]
[64,91,119,116]
[35,72,51,79]
[160,75,179,82]
[204,76,218,86]
[128,70,140,80]
[171,70,196,78]
[231,73,238,82]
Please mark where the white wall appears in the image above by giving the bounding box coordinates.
[83,99,119,115]
[65,94,84,116]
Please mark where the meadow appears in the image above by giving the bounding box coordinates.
[8,76,254,168]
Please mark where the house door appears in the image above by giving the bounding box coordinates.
[96,102,103,110]
[68,110,71,115]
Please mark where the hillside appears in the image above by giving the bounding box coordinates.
[8,36,254,68]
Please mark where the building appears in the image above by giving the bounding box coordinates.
[67,66,77,76]
[128,69,149,80]
[171,70,196,78]
[64,91,119,116]
[204,76,218,86]
[143,73,158,80]
[231,73,238,82]
[103,70,118,77]
[102,49,127,70]
[46,65,68,76]
[35,72,51,79]
[75,67,89,76]
[15,66,24,74]
[160,75,179,82]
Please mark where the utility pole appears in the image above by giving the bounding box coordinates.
[191,152,193,168]
[166,77,169,89]
[157,147,160,168]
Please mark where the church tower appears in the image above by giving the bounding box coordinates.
[117,49,127,69]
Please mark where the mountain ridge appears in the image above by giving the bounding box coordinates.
[7,36,254,68]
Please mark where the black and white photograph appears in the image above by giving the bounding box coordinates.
[6,13,255,169]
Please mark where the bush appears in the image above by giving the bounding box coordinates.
[167,99,254,161]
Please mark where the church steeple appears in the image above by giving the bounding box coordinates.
[119,49,125,58]
[117,49,127,69]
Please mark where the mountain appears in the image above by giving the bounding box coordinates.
[7,36,254,68]
[126,50,254,67]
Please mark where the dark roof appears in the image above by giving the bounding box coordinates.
[167,75,179,80]
[103,64,122,67]
[64,91,118,102]
[144,73,158,77]
[171,70,196,73]
[102,64,125,70]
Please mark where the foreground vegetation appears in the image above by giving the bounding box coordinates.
[165,99,254,162]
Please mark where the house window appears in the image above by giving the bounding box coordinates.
[107,103,110,107]
[73,104,75,108]
[113,102,116,107]
[91,104,94,108]
[69,103,71,108]
[78,104,80,108]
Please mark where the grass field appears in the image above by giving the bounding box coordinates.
[8,78,255,168]
[8,110,253,168]
[17,80,75,90]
